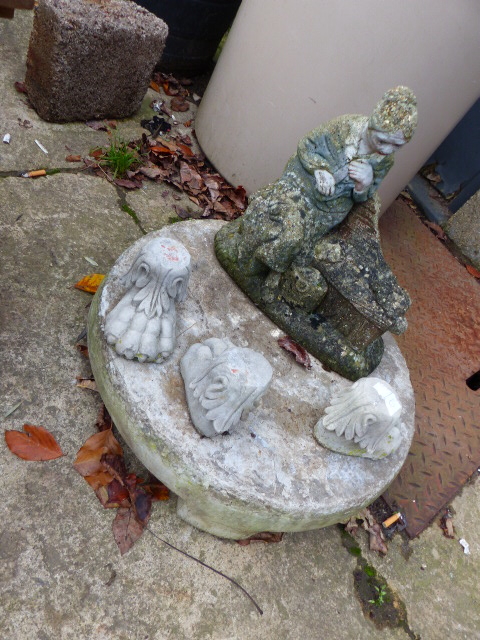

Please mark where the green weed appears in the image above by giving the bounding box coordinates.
[101,139,138,179]
[369,584,388,606]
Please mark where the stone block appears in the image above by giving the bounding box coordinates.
[24,0,168,122]
[444,191,480,270]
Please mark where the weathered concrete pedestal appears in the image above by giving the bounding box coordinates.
[88,220,415,539]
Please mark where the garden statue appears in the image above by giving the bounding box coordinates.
[215,86,417,380]
[180,337,273,437]
[104,236,191,362]
[313,377,403,459]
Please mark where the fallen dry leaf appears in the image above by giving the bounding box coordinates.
[237,532,284,546]
[89,147,104,160]
[142,477,170,501]
[149,80,161,92]
[440,511,455,539]
[113,506,148,555]
[86,120,109,132]
[424,220,447,241]
[74,428,123,489]
[363,510,388,555]
[74,273,105,294]
[171,97,190,112]
[65,154,82,162]
[278,336,312,370]
[5,424,64,461]
[466,264,480,278]
[114,178,141,190]
[76,378,97,392]
[94,404,114,433]
[75,343,89,358]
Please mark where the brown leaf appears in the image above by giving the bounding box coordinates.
[113,178,141,189]
[75,343,89,358]
[175,142,194,157]
[112,506,147,555]
[14,81,28,94]
[162,81,180,96]
[142,478,170,501]
[345,516,360,536]
[424,220,447,241]
[89,147,104,160]
[367,522,388,555]
[362,510,388,555]
[76,377,98,392]
[237,532,284,546]
[278,336,312,370]
[150,80,161,92]
[94,404,114,432]
[440,512,455,538]
[138,164,163,179]
[5,424,64,461]
[466,264,480,278]
[86,120,109,131]
[73,429,123,483]
[104,478,130,508]
[180,162,204,191]
[150,145,175,155]
[171,97,190,112]
[177,133,192,146]
[65,154,82,162]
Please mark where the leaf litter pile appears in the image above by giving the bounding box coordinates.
[83,73,247,221]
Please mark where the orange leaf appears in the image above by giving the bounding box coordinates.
[149,80,161,92]
[150,145,175,155]
[176,143,194,158]
[143,480,170,501]
[5,424,64,461]
[73,429,123,486]
[466,264,480,278]
[74,273,105,294]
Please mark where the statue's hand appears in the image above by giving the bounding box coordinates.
[348,160,373,192]
[314,169,335,196]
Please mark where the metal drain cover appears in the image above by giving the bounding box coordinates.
[379,201,480,538]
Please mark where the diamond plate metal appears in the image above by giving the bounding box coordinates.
[379,200,480,538]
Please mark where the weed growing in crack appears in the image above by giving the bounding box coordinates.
[369,584,388,606]
[100,139,139,179]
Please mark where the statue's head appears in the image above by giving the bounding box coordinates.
[368,86,418,143]
[181,338,273,437]
[323,377,402,455]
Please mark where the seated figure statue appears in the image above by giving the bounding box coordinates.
[215,87,417,380]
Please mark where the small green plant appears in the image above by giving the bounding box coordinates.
[369,584,388,606]
[101,139,138,179]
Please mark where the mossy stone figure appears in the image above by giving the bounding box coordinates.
[215,87,417,380]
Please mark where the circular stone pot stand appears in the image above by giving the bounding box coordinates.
[88,220,415,540]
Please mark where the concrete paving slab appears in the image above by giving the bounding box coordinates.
[357,478,480,639]
[125,181,203,234]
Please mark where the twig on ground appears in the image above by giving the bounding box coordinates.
[146,527,263,615]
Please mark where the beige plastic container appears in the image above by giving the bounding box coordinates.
[196,0,480,209]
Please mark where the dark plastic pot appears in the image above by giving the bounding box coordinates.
[134,0,241,76]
